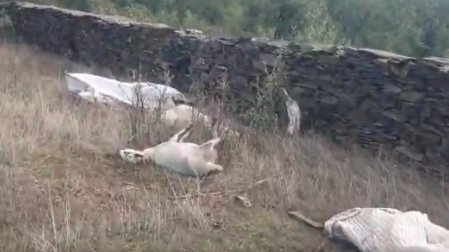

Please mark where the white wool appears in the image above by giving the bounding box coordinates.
[161,104,241,138]
[324,207,449,252]
[161,104,213,128]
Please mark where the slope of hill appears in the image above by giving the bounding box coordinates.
[0,41,448,252]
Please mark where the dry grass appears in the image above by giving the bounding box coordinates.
[0,42,448,252]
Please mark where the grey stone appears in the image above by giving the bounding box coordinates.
[383,84,401,94]
[395,146,424,162]
[399,91,424,102]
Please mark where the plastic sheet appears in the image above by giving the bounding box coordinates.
[64,72,186,110]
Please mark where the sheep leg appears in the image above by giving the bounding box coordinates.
[199,137,222,150]
[168,127,187,143]
[168,123,193,142]
[177,123,193,142]
[205,163,223,173]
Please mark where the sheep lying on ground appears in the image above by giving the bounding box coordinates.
[288,207,449,252]
[65,72,239,137]
[282,88,301,135]
[119,124,224,177]
[159,103,241,138]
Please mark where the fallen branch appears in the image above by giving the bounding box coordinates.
[169,179,267,200]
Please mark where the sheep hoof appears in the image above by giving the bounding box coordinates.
[207,163,224,175]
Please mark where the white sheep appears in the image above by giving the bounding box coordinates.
[158,103,241,138]
[289,207,449,252]
[119,124,224,177]
[282,88,301,135]
[64,72,241,137]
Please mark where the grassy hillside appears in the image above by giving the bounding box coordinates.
[4,0,449,58]
[0,42,448,252]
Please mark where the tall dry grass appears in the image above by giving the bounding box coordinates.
[0,42,448,252]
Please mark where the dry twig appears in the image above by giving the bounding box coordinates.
[169,179,267,200]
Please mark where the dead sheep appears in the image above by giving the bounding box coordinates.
[119,124,224,178]
[158,103,241,138]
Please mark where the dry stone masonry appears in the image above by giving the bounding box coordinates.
[3,2,449,170]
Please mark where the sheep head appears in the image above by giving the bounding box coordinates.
[119,148,146,163]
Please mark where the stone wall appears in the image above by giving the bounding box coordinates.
[3,2,449,169]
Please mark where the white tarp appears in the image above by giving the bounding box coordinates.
[63,72,187,110]
[324,207,449,252]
